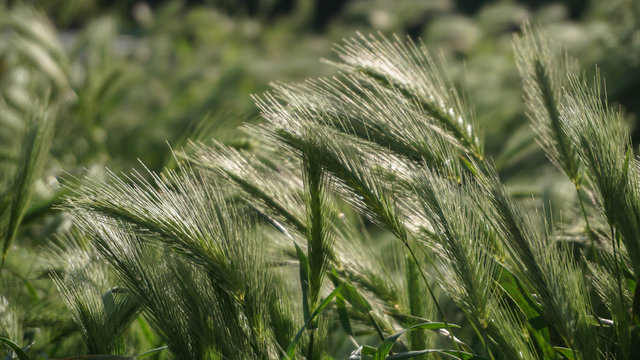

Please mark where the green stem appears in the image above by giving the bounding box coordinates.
[402,239,463,357]
[575,185,597,260]
[307,330,315,360]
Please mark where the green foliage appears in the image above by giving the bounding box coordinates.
[1,107,54,267]
[2,1,640,359]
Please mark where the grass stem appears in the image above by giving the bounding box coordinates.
[575,185,597,261]
[402,238,463,357]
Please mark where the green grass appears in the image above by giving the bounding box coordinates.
[2,1,640,359]
[52,27,640,359]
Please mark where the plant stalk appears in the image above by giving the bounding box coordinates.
[575,185,597,260]
[402,238,463,356]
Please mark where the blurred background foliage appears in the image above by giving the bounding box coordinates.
[0,0,639,358]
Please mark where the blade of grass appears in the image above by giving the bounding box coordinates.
[0,337,30,360]
[1,107,53,270]
[283,283,345,359]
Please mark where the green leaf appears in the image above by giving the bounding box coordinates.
[386,312,438,325]
[373,322,459,360]
[2,109,53,268]
[283,283,345,359]
[361,345,377,356]
[341,281,373,313]
[528,315,547,331]
[0,337,31,360]
[330,269,354,336]
[294,243,311,323]
[335,293,353,336]
[440,350,487,360]
[496,264,549,336]
[387,350,436,360]
[385,312,474,353]
[136,346,168,358]
[554,347,576,360]
[496,265,541,320]
[387,349,483,360]
[526,323,559,360]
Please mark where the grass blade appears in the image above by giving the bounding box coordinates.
[283,283,344,359]
[2,107,53,269]
[0,337,30,360]
[373,322,460,360]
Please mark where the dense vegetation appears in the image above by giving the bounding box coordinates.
[1,1,640,359]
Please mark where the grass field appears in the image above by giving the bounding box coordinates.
[1,1,640,359]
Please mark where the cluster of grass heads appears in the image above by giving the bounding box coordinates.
[2,1,640,359]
